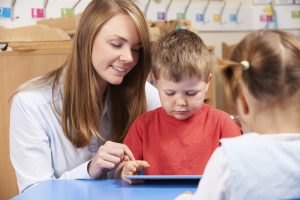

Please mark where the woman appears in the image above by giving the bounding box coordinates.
[10,0,160,193]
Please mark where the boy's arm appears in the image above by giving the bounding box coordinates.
[123,115,145,160]
[115,113,148,182]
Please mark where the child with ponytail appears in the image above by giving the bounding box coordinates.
[176,30,300,200]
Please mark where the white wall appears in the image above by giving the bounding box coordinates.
[133,0,300,56]
[136,0,300,31]
[1,0,300,30]
[1,0,299,108]
[0,0,90,28]
[1,0,299,56]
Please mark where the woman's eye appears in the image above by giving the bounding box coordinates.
[111,42,122,48]
[165,92,175,96]
[186,91,198,96]
[132,46,142,52]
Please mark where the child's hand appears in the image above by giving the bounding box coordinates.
[121,160,150,184]
[174,191,193,200]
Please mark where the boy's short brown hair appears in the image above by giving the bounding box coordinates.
[152,29,212,82]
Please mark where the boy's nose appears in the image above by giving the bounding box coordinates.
[176,97,187,106]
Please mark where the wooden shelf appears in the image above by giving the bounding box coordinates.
[0,48,69,200]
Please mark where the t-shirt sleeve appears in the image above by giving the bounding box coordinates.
[220,113,241,138]
[123,116,144,160]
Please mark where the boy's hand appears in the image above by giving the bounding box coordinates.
[121,160,150,184]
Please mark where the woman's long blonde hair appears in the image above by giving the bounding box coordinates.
[19,0,151,147]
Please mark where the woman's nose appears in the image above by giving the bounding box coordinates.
[120,48,133,63]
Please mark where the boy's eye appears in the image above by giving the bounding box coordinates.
[186,91,198,96]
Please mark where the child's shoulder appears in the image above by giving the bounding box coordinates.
[137,106,163,120]
[202,103,231,119]
[219,133,263,157]
[221,133,259,144]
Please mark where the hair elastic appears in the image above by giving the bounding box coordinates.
[241,60,250,70]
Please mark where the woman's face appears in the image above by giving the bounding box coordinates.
[92,13,142,85]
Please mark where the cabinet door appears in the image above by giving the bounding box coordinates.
[0,49,69,200]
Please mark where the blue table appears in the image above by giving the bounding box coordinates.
[11,179,198,200]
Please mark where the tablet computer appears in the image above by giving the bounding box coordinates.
[124,175,202,180]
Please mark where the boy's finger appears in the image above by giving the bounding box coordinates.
[123,155,130,161]
[122,176,132,184]
[134,160,150,168]
[125,162,138,172]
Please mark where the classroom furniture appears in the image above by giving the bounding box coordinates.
[0,47,70,200]
[221,42,235,61]
[11,179,198,200]
[221,42,237,115]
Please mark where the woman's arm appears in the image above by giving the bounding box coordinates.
[10,92,134,193]
[9,93,90,193]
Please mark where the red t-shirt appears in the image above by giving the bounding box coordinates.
[124,104,241,175]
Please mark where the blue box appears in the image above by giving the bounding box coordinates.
[196,13,204,21]
[0,7,11,18]
[230,14,237,22]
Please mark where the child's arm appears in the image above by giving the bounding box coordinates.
[175,147,230,200]
[115,158,150,184]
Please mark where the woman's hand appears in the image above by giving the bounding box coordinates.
[121,160,150,184]
[88,141,135,179]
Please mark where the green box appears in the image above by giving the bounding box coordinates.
[61,8,74,17]
[292,11,300,19]
[176,13,185,20]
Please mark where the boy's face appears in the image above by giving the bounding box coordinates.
[157,75,210,120]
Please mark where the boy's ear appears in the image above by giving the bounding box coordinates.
[205,73,212,92]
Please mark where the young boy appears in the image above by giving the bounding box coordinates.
[116,29,241,183]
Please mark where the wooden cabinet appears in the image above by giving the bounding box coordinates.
[205,46,217,108]
[0,48,69,200]
[221,42,237,115]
